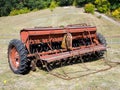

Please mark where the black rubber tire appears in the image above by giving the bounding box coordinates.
[8,39,30,74]
[96,33,107,57]
[97,33,107,47]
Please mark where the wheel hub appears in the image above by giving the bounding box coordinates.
[9,47,20,70]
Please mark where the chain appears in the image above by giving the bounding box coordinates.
[44,49,120,80]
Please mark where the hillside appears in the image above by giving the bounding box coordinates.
[0,7,120,90]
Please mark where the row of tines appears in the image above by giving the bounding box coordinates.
[30,38,92,53]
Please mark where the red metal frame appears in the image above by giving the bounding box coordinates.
[9,47,20,70]
[20,25,106,62]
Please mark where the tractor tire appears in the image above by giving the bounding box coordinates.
[96,33,107,57]
[97,33,107,47]
[8,39,30,74]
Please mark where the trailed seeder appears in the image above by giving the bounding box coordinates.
[8,24,107,74]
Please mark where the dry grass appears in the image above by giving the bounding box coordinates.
[0,7,120,90]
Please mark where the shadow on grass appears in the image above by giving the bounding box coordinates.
[36,53,103,72]
[31,53,114,80]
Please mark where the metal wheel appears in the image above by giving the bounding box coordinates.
[8,39,30,74]
[96,33,107,57]
[9,46,20,70]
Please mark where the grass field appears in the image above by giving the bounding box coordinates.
[0,7,120,90]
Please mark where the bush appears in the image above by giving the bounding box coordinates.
[9,8,30,16]
[108,0,120,10]
[73,0,77,6]
[112,8,120,19]
[95,0,110,13]
[24,0,45,10]
[0,1,13,16]
[57,0,73,6]
[32,8,39,12]
[76,0,95,7]
[97,4,109,13]
[43,0,51,8]
[49,0,57,11]
[84,3,95,14]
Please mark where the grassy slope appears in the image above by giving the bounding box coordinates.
[0,7,120,90]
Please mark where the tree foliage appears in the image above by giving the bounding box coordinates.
[9,8,30,16]
[112,7,120,19]
[49,0,57,11]
[108,0,120,10]
[0,0,50,16]
[0,1,12,16]
[84,3,95,14]
[95,0,110,13]
[0,0,120,16]
[76,0,95,7]
[56,0,73,6]
[24,0,46,10]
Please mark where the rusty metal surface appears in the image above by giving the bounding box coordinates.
[39,45,106,62]
[19,24,106,64]
[20,25,97,54]
[22,24,96,31]
[44,51,120,80]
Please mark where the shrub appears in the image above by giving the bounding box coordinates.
[76,0,95,7]
[49,0,57,11]
[9,8,30,16]
[112,8,120,19]
[24,0,45,10]
[57,0,73,6]
[84,3,95,14]
[9,10,19,16]
[0,1,13,16]
[108,0,120,10]
[72,0,77,6]
[43,0,51,8]
[32,8,39,12]
[95,0,110,13]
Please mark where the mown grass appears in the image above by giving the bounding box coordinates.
[0,7,120,90]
